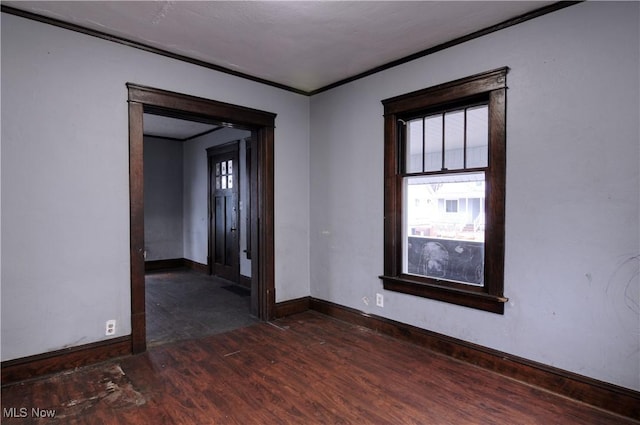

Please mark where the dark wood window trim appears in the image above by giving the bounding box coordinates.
[380,68,508,314]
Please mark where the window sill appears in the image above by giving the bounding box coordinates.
[379,275,507,314]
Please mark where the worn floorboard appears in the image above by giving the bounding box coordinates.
[2,311,636,424]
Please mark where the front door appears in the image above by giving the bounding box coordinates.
[208,143,240,283]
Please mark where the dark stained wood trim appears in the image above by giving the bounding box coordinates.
[381,67,508,314]
[309,298,640,420]
[257,126,276,320]
[245,139,253,260]
[239,275,252,289]
[309,2,582,95]
[2,3,580,97]
[144,258,208,273]
[1,336,131,386]
[382,67,508,115]
[274,297,311,318]
[250,131,260,317]
[381,276,506,314]
[0,5,307,96]
[129,101,146,355]
[485,87,507,298]
[144,258,184,272]
[128,84,276,353]
[183,258,209,274]
[127,84,276,129]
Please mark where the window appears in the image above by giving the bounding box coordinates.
[445,199,459,213]
[380,68,508,314]
[215,159,234,189]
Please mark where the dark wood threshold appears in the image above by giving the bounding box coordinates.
[307,298,640,420]
[1,336,131,386]
[145,258,208,274]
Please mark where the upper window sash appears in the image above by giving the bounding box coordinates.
[401,103,489,175]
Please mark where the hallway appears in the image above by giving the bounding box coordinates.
[145,269,257,347]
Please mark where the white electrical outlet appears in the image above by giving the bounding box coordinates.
[105,320,116,336]
[376,293,384,307]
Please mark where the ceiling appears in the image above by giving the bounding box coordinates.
[4,1,560,94]
[143,113,222,140]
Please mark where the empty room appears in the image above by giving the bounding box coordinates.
[1,1,639,423]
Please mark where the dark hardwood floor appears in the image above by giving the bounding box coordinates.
[146,269,257,347]
[1,311,635,424]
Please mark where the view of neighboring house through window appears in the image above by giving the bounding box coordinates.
[381,68,508,314]
[403,104,488,286]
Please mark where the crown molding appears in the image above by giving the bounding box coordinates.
[3,2,581,97]
[0,4,309,96]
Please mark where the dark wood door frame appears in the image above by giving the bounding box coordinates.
[127,83,276,354]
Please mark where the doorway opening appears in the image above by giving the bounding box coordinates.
[128,83,276,353]
[143,124,254,346]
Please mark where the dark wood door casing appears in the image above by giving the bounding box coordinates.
[127,83,276,354]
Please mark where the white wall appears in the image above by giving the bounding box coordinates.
[1,12,310,361]
[144,136,184,261]
[310,1,639,390]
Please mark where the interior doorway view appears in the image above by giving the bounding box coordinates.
[128,84,276,353]
[142,116,255,346]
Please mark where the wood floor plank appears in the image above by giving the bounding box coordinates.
[2,311,636,424]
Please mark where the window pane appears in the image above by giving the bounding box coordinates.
[425,115,443,171]
[221,161,227,175]
[228,175,233,189]
[216,176,221,190]
[466,105,488,168]
[216,163,221,176]
[221,175,227,189]
[227,160,233,175]
[406,119,423,173]
[444,110,464,170]
[403,172,485,286]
